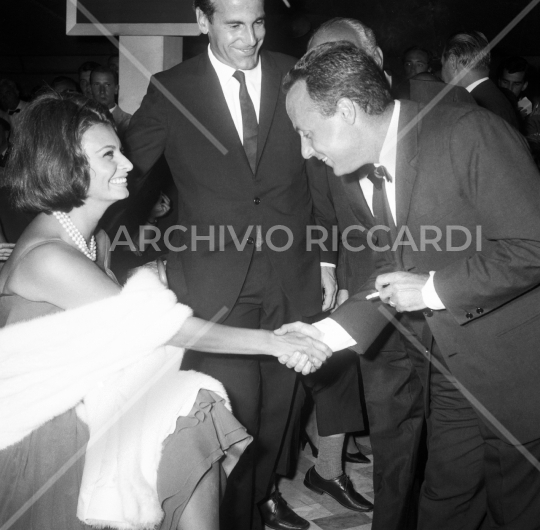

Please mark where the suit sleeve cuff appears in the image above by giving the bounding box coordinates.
[313,318,356,352]
[422,271,446,310]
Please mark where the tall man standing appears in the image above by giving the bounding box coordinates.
[282,42,540,530]
[123,1,337,529]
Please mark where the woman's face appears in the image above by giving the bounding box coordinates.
[82,123,132,207]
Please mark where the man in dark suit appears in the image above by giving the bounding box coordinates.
[123,1,338,529]
[306,19,426,530]
[283,42,540,530]
[441,30,520,129]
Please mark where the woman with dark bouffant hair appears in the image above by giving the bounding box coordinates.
[0,92,330,530]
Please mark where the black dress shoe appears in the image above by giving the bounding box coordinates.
[259,490,310,530]
[304,466,373,512]
[345,450,371,464]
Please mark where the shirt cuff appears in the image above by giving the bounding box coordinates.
[321,263,336,268]
[313,318,356,352]
[421,271,446,310]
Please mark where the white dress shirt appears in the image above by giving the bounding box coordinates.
[314,101,445,352]
[465,77,489,93]
[207,45,262,143]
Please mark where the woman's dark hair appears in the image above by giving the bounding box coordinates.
[4,91,115,213]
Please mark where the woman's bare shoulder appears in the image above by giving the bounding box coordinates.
[7,238,120,309]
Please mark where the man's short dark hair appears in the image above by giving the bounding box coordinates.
[193,0,216,22]
[90,65,119,85]
[500,56,529,82]
[403,46,430,62]
[4,91,115,213]
[442,31,490,72]
[51,76,78,92]
[78,61,100,76]
[283,41,392,117]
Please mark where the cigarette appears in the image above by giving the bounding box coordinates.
[366,292,380,300]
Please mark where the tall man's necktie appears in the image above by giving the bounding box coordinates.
[367,165,397,249]
[233,70,258,175]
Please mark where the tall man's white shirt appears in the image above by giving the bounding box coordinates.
[208,45,332,267]
[208,45,262,142]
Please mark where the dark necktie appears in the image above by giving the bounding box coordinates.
[233,70,258,174]
[367,165,397,248]
[8,108,20,115]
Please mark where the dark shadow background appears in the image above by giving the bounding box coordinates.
[2,0,540,97]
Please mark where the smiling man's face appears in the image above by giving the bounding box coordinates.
[197,0,266,71]
[286,80,369,177]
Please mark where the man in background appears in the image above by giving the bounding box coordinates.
[402,46,430,79]
[90,66,131,140]
[441,30,519,128]
[51,76,79,96]
[0,78,28,132]
[78,60,100,99]
[498,56,533,117]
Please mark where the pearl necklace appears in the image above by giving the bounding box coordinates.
[52,211,96,261]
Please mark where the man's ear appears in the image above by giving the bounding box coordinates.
[196,8,210,34]
[337,97,356,124]
[449,55,458,73]
[373,46,384,69]
[114,84,119,95]
[523,81,529,92]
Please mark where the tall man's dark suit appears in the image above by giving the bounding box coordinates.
[124,50,336,530]
[470,78,520,129]
[331,100,540,529]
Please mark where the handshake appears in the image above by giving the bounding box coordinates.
[271,322,332,375]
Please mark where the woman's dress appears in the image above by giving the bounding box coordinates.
[0,241,251,530]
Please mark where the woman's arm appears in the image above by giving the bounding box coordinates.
[172,317,331,373]
[9,243,331,374]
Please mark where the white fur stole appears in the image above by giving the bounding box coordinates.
[0,269,230,529]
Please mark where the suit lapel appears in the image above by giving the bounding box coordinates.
[195,54,249,162]
[256,51,281,168]
[395,101,420,236]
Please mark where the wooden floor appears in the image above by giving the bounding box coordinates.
[275,436,374,530]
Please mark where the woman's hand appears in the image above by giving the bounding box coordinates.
[0,243,15,261]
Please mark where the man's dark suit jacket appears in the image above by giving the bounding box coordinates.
[470,78,520,130]
[125,51,336,321]
[331,100,540,444]
[395,78,476,106]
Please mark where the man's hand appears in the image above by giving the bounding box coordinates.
[375,271,429,312]
[273,322,332,374]
[321,266,337,312]
[333,288,349,312]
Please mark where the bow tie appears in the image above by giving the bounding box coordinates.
[8,108,20,115]
[372,165,392,183]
